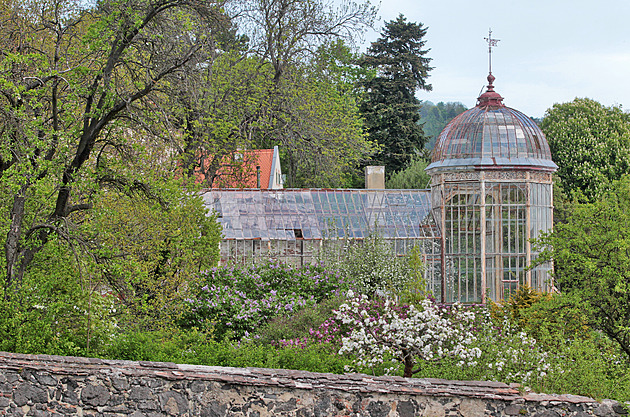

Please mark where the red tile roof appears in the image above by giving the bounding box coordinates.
[194,149,275,189]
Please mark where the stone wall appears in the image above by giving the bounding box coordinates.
[0,351,626,417]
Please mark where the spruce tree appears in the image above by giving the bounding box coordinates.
[360,14,433,174]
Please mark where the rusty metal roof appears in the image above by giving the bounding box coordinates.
[427,75,557,172]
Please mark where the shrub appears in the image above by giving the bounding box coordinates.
[257,296,345,344]
[0,242,115,357]
[182,262,348,339]
[334,293,480,378]
[318,230,414,296]
[515,293,592,351]
[386,155,431,189]
[536,336,630,401]
[489,285,550,326]
[535,177,630,359]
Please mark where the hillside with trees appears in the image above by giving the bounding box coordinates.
[420,101,468,151]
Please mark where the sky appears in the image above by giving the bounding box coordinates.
[356,0,630,118]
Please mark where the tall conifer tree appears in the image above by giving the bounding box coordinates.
[360,14,433,174]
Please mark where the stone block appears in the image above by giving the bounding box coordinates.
[81,384,111,407]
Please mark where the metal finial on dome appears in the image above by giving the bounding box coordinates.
[484,28,500,75]
[478,29,503,107]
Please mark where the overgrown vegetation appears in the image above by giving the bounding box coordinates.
[386,155,431,189]
[536,177,630,359]
[3,228,629,403]
[0,0,629,406]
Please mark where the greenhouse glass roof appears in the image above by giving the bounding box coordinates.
[201,189,438,240]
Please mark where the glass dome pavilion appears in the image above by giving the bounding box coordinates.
[426,73,557,302]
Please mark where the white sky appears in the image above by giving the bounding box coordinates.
[357,0,630,118]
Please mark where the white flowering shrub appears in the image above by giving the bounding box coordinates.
[317,230,415,296]
[334,292,558,384]
[335,292,480,377]
[464,310,557,385]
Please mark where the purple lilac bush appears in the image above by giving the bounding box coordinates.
[183,262,348,339]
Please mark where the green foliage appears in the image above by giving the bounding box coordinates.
[318,230,413,296]
[86,184,222,329]
[0,0,225,300]
[541,98,630,202]
[536,176,630,359]
[176,40,377,189]
[385,245,429,306]
[503,293,630,401]
[277,52,378,188]
[386,155,431,189]
[0,240,114,356]
[174,52,276,186]
[360,14,433,174]
[257,296,344,344]
[537,337,630,401]
[489,285,550,325]
[516,293,592,351]
[103,328,351,374]
[419,101,468,151]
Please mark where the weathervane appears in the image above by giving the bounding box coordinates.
[484,28,500,74]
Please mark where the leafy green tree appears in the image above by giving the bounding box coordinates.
[359,14,433,175]
[386,155,431,189]
[174,0,377,188]
[541,98,630,202]
[0,239,115,356]
[273,42,377,188]
[0,0,225,296]
[86,183,221,329]
[243,0,377,188]
[535,176,630,358]
[173,52,275,187]
[420,101,468,151]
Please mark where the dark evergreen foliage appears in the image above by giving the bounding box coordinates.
[359,14,433,174]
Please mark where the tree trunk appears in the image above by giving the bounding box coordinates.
[4,185,28,296]
[402,349,415,378]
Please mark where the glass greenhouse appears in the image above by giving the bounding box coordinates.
[202,74,557,303]
[426,74,557,302]
[201,188,443,295]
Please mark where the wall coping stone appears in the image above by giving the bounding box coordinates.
[1,350,627,417]
[0,351,604,403]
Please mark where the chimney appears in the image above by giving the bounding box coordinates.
[365,166,385,189]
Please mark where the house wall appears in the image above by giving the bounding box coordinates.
[0,351,625,417]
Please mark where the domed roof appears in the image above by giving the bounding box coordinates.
[426,74,557,172]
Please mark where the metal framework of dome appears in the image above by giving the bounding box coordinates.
[428,74,556,172]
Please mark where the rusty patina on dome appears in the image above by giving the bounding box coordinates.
[427,75,557,172]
